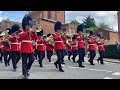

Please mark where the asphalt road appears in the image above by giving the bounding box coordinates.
[0,55,120,79]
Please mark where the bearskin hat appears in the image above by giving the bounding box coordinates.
[77,24,84,33]
[22,16,33,30]
[47,33,52,37]
[89,31,94,36]
[6,28,12,35]
[96,33,102,38]
[37,29,43,36]
[54,21,62,32]
[11,24,20,34]
[72,34,76,40]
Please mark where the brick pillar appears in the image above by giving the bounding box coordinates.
[117,11,120,41]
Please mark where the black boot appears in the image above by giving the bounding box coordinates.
[97,59,100,63]
[54,62,58,69]
[49,59,51,62]
[59,69,64,72]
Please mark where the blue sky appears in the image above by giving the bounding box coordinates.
[0,11,118,31]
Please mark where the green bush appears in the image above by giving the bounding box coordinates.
[104,44,120,59]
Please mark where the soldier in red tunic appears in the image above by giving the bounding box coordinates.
[19,16,38,79]
[36,30,45,67]
[71,35,77,63]
[8,24,21,71]
[76,25,85,67]
[96,35,105,64]
[87,31,96,65]
[1,29,11,66]
[52,21,64,72]
[45,33,54,62]
[0,36,4,63]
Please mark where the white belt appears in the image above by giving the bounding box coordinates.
[72,45,77,47]
[98,45,103,47]
[11,43,20,44]
[55,41,63,42]
[22,40,32,43]
[37,44,44,45]
[89,44,95,46]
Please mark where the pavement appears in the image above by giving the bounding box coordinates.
[0,54,120,79]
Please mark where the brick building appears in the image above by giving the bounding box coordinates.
[0,19,22,32]
[94,28,118,45]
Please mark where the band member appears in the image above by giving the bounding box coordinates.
[96,35,105,64]
[1,29,11,66]
[76,25,85,67]
[52,21,64,72]
[66,36,72,61]
[0,36,3,63]
[71,35,77,63]
[36,30,45,67]
[19,16,38,79]
[87,31,96,65]
[45,33,54,62]
[8,24,21,71]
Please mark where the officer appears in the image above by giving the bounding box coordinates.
[52,21,64,72]
[8,24,21,71]
[76,25,85,67]
[19,16,38,79]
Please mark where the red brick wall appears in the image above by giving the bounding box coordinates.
[117,11,120,41]
[56,11,65,23]
[39,19,55,35]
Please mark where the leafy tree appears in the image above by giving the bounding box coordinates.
[70,20,80,26]
[98,22,113,30]
[82,15,96,28]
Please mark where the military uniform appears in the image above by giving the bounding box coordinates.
[36,31,45,67]
[53,21,64,72]
[76,25,85,67]
[96,40,105,64]
[0,38,3,63]
[88,35,96,65]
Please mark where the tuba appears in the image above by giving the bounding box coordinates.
[32,24,42,33]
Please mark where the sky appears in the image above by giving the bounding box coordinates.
[0,11,118,31]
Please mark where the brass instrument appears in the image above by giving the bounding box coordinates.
[0,30,9,41]
[32,24,42,33]
[66,37,72,46]
[45,34,54,47]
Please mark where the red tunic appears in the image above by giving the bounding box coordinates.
[88,37,96,50]
[71,40,77,51]
[36,38,46,51]
[52,32,64,50]
[19,30,37,53]
[97,41,105,51]
[9,36,21,51]
[76,34,85,48]
[45,41,53,51]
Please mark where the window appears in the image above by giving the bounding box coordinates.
[48,11,51,19]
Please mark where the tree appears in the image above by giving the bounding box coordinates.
[98,22,113,30]
[82,15,96,29]
[70,20,80,26]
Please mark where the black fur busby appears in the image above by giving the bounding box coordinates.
[54,21,62,32]
[96,33,102,38]
[22,16,33,30]
[47,33,52,37]
[77,24,84,33]
[72,34,76,40]
[11,24,20,34]
[89,31,94,36]
[6,28,12,35]
[37,29,43,36]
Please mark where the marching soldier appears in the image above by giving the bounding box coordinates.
[52,21,64,72]
[36,30,45,67]
[66,36,72,61]
[71,35,77,63]
[76,25,85,67]
[19,16,38,79]
[96,35,105,64]
[87,31,96,65]
[45,33,54,62]
[8,24,21,71]
[0,36,3,63]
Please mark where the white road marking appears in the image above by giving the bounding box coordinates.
[67,66,113,73]
[112,72,120,76]
[104,77,113,79]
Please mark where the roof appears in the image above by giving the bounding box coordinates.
[41,18,65,24]
[98,28,118,33]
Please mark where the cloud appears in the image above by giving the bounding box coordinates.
[65,11,118,31]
